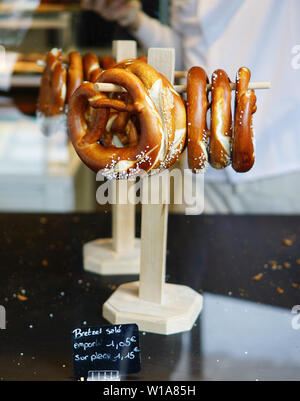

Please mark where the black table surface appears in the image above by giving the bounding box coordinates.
[0,212,300,381]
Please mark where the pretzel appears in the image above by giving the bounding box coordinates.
[68,68,170,178]
[113,59,186,169]
[67,51,84,104]
[209,69,232,169]
[232,67,257,172]
[99,56,116,70]
[37,48,66,117]
[83,52,102,82]
[186,66,210,173]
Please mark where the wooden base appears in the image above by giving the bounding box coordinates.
[103,281,203,335]
[83,238,140,276]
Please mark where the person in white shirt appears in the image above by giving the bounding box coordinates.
[82,0,300,214]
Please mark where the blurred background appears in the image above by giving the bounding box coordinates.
[0,0,164,213]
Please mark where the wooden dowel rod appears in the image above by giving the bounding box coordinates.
[37,59,271,92]
[175,69,271,84]
[38,58,271,92]
[94,81,270,94]
[94,83,126,93]
[174,71,187,78]
[175,82,271,92]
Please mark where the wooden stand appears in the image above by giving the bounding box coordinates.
[83,41,140,276]
[103,48,203,335]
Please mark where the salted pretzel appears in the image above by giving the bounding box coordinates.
[69,68,170,178]
[67,51,83,104]
[37,48,66,117]
[113,59,186,169]
[186,66,210,173]
[209,69,232,169]
[232,67,257,173]
[83,52,102,82]
[99,56,116,70]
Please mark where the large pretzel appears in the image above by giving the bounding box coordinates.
[113,59,186,169]
[68,68,168,178]
[37,48,66,117]
[186,66,210,173]
[209,69,232,169]
[67,51,84,104]
[232,67,257,172]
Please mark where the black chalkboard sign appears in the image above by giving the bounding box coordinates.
[71,324,141,379]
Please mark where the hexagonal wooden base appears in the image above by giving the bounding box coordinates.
[103,281,203,335]
[83,238,140,276]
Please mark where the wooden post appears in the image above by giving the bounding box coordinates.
[139,183,169,304]
[138,48,175,304]
[112,40,137,63]
[111,182,135,253]
[83,40,140,275]
[103,48,203,335]
[111,40,137,254]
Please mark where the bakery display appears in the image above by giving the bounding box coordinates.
[36,47,266,174]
